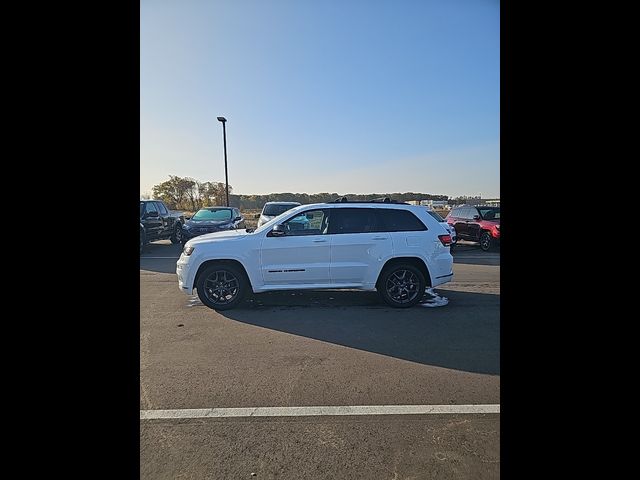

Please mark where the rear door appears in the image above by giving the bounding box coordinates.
[448,207,465,239]
[455,207,471,239]
[328,208,392,285]
[141,202,162,240]
[466,206,482,240]
[155,201,173,237]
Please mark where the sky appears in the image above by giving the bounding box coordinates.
[140,0,499,198]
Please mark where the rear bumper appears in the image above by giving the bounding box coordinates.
[432,272,453,287]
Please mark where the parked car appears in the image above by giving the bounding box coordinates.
[256,201,301,228]
[424,208,457,251]
[176,199,454,310]
[140,200,186,253]
[445,205,500,251]
[181,207,245,244]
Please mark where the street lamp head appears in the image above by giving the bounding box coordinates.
[217,116,227,122]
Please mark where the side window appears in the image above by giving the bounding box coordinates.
[327,208,378,234]
[376,209,427,232]
[155,202,168,216]
[469,208,479,220]
[145,202,158,215]
[281,209,328,236]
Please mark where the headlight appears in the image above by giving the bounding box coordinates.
[183,246,194,256]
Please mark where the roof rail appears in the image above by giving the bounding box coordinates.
[329,196,409,205]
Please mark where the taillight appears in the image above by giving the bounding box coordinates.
[438,234,452,246]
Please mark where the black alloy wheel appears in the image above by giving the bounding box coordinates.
[196,264,247,310]
[378,264,426,308]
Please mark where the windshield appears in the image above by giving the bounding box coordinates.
[191,208,233,221]
[479,208,500,220]
[426,210,445,222]
[263,203,300,216]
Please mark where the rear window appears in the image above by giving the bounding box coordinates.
[328,208,378,234]
[376,209,427,232]
[426,210,445,222]
[263,203,299,216]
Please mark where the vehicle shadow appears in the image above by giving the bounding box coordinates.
[453,243,500,266]
[139,241,182,274]
[218,289,500,375]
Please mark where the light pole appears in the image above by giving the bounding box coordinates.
[217,116,229,206]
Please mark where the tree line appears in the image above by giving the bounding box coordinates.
[147,175,450,211]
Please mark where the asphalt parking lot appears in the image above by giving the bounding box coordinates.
[140,240,500,479]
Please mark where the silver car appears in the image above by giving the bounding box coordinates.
[256,201,302,228]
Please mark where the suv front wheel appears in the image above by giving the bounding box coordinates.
[170,224,183,244]
[480,231,493,251]
[196,264,247,311]
[378,264,426,308]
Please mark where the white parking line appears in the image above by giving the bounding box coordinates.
[140,404,500,420]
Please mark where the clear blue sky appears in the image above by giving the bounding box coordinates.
[141,0,499,198]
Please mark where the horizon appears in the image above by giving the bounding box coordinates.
[141,0,499,198]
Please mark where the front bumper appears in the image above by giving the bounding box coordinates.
[176,254,194,294]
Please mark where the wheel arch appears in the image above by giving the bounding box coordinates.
[376,257,432,288]
[194,259,253,292]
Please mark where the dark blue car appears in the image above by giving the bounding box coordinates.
[181,207,245,244]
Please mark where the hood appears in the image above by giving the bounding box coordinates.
[185,229,250,245]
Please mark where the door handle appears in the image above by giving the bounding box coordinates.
[312,239,327,243]
[372,237,387,240]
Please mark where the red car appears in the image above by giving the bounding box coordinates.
[445,205,500,251]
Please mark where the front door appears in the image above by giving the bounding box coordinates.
[260,208,331,286]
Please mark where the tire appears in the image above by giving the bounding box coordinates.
[140,229,145,254]
[480,231,493,251]
[195,264,247,311]
[377,263,426,308]
[170,224,183,244]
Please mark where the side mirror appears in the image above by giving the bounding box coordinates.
[473,214,480,220]
[145,211,159,218]
[184,216,191,220]
[267,224,286,237]
[234,216,242,222]
[254,213,261,219]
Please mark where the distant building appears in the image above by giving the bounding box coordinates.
[420,200,448,209]
[484,199,500,206]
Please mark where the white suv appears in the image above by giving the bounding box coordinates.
[176,200,454,310]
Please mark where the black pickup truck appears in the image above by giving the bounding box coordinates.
[140,200,186,253]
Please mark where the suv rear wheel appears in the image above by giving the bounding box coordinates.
[196,264,247,310]
[378,264,426,308]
